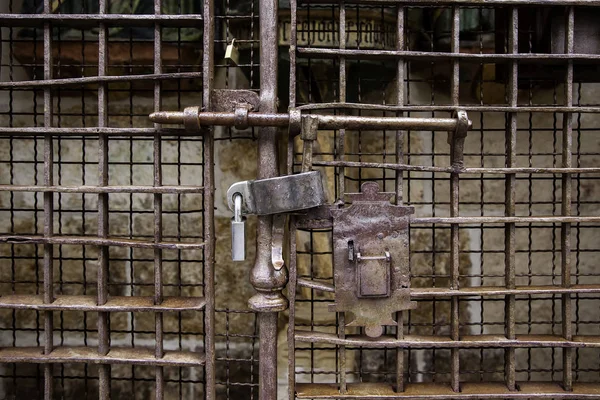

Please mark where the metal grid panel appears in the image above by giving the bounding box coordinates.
[287,1,600,398]
[1,0,600,399]
[0,0,219,398]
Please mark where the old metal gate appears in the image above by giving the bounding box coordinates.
[1,0,600,399]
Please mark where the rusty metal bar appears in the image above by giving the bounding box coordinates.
[0,347,205,366]
[203,0,216,397]
[97,1,111,397]
[0,127,189,136]
[410,285,600,297]
[0,295,206,312]
[562,6,575,392]
[0,72,203,88]
[296,281,600,296]
[296,48,600,62]
[449,6,461,394]
[152,1,165,398]
[294,215,600,228]
[504,7,518,391]
[288,221,298,400]
[0,235,205,249]
[410,216,600,224]
[287,0,299,397]
[42,0,54,397]
[311,161,600,174]
[289,0,298,109]
[295,382,600,399]
[0,185,204,193]
[0,13,203,27]
[338,0,348,394]
[248,0,288,398]
[301,0,600,4]
[296,103,600,114]
[294,331,600,348]
[395,4,406,393]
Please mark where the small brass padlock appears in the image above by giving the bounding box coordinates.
[224,39,240,66]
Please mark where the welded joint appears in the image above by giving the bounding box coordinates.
[448,109,471,170]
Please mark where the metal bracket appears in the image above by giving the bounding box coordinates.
[447,109,471,169]
[227,171,327,216]
[211,89,260,113]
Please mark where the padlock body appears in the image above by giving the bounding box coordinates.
[231,218,246,261]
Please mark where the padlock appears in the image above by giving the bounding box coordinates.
[231,193,246,261]
[224,39,240,66]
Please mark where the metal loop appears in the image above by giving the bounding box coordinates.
[234,106,250,130]
[182,106,201,132]
[233,193,243,222]
[288,107,302,137]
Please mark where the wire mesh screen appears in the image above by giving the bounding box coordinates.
[0,0,223,398]
[287,1,600,398]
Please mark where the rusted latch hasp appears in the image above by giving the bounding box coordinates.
[227,171,326,215]
[150,108,471,133]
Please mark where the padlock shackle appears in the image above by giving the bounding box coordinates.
[233,193,243,222]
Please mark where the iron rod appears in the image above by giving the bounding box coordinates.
[300,0,600,4]
[295,103,600,114]
[562,6,575,392]
[42,0,54,397]
[150,111,462,131]
[288,222,298,400]
[296,47,600,62]
[249,0,288,399]
[504,7,518,391]
[295,281,600,296]
[339,3,348,389]
[294,331,600,348]
[0,13,204,27]
[0,185,204,193]
[295,381,600,399]
[395,4,406,393]
[97,1,111,398]
[0,72,203,88]
[0,235,205,249]
[203,0,216,397]
[449,5,460,393]
[152,1,165,398]
[0,127,191,136]
[0,295,206,312]
[0,347,206,366]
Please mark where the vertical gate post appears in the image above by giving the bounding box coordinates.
[249,0,289,399]
[203,0,216,398]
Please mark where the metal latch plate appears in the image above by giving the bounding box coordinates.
[329,182,417,337]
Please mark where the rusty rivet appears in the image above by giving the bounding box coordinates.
[392,231,399,238]
[365,325,384,338]
[377,232,384,240]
